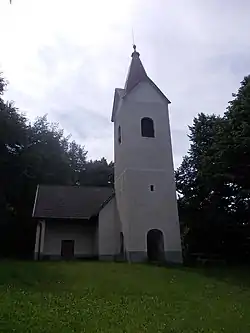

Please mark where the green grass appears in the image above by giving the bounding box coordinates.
[1,262,250,332]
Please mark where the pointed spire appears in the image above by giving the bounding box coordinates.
[124,45,147,93]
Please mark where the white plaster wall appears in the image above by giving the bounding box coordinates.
[43,222,96,256]
[114,82,174,179]
[113,81,182,257]
[114,172,130,252]
[127,82,167,105]
[125,169,181,252]
[98,197,121,256]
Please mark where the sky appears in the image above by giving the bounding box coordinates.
[1,0,250,167]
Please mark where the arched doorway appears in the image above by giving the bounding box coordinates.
[147,229,164,262]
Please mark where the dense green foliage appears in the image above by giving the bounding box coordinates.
[0,74,113,258]
[176,76,250,262]
[1,261,250,332]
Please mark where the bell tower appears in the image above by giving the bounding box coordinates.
[111,46,182,263]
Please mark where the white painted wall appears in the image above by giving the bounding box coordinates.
[124,168,180,252]
[98,197,121,257]
[113,81,182,261]
[43,222,96,257]
[114,82,174,178]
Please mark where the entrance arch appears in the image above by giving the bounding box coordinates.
[147,229,164,262]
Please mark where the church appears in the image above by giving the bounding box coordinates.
[32,46,182,264]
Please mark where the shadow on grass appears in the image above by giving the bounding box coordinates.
[173,263,250,289]
[2,259,250,293]
[0,260,67,292]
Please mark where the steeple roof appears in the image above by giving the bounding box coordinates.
[123,45,170,104]
[111,45,171,122]
[124,45,148,93]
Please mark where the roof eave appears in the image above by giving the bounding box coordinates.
[32,184,39,218]
[32,215,91,220]
[96,192,115,215]
[148,78,171,104]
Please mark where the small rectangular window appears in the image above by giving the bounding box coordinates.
[150,185,154,192]
[118,126,121,144]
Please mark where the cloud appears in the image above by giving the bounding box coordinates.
[171,129,190,167]
[1,0,250,167]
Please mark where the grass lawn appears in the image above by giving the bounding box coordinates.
[1,262,250,332]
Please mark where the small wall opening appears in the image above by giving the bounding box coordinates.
[120,232,124,255]
[118,126,121,144]
[150,185,154,192]
[147,229,164,262]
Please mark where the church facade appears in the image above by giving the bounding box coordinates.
[33,46,182,264]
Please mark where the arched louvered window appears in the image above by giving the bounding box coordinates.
[141,117,155,138]
[118,126,121,144]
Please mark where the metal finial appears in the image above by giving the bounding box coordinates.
[131,44,139,57]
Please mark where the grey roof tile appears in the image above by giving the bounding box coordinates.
[33,185,114,219]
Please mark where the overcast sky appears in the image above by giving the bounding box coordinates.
[1,0,250,167]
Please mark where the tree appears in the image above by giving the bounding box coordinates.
[67,140,87,184]
[0,72,114,258]
[176,76,250,263]
[0,76,28,219]
[80,158,114,187]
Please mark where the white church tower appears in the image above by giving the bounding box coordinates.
[111,46,182,263]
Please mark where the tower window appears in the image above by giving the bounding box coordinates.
[150,185,155,192]
[118,126,121,144]
[141,117,155,138]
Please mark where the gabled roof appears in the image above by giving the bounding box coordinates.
[32,185,114,220]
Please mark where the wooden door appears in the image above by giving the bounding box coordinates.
[61,240,75,259]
